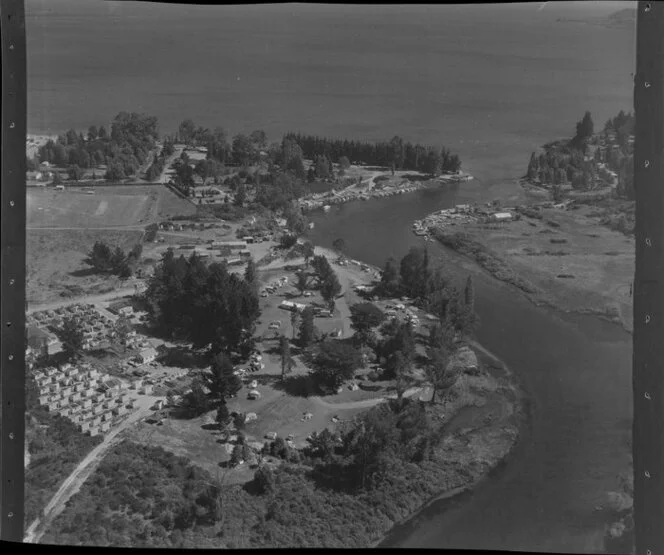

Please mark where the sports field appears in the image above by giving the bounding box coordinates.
[27,185,196,229]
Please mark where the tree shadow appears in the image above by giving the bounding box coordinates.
[271,374,318,398]
[69,267,102,278]
[160,345,207,368]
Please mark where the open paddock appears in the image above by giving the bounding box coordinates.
[27,185,195,229]
[27,229,144,304]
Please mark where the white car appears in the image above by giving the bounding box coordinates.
[261,291,268,298]
[303,291,312,297]
[249,380,258,388]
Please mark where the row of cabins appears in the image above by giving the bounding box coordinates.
[34,364,137,437]
[28,303,118,352]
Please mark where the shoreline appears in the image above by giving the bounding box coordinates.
[414,204,634,336]
[370,338,527,548]
[299,171,473,213]
[308,246,527,550]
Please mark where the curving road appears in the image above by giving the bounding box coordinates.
[24,396,160,544]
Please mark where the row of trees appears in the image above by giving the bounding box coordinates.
[309,254,342,310]
[283,132,462,175]
[38,112,160,182]
[145,140,175,181]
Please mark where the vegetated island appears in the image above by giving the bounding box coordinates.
[25,116,517,549]
[413,110,636,553]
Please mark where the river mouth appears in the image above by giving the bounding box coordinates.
[306,187,632,553]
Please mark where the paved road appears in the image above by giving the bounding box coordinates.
[24,395,161,544]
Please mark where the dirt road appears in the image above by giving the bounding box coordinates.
[27,282,144,314]
[24,396,160,544]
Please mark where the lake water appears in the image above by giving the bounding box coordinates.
[27,1,635,182]
[27,1,636,551]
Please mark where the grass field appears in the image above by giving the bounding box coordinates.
[27,185,196,229]
[26,229,144,304]
[26,184,197,304]
[437,203,635,330]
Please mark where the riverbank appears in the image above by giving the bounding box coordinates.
[307,246,526,549]
[299,168,473,212]
[371,338,526,548]
[417,200,634,333]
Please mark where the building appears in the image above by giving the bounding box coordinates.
[27,325,63,356]
[136,347,158,364]
[491,212,513,222]
[140,384,153,395]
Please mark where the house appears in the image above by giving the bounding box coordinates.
[491,212,513,222]
[89,426,100,437]
[136,347,158,364]
[153,399,164,410]
[140,384,153,395]
[100,422,111,433]
[27,325,63,356]
[70,392,82,403]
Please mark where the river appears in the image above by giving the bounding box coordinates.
[307,183,633,553]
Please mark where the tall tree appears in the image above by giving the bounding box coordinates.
[389,135,404,175]
[244,257,257,285]
[181,377,211,417]
[232,134,256,167]
[178,119,196,145]
[379,257,401,297]
[320,272,342,310]
[332,238,346,257]
[349,302,385,346]
[311,340,363,394]
[302,241,315,267]
[203,352,241,407]
[290,310,302,341]
[113,315,133,352]
[279,335,293,381]
[425,345,460,404]
[298,306,316,347]
[295,271,309,296]
[59,317,85,361]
